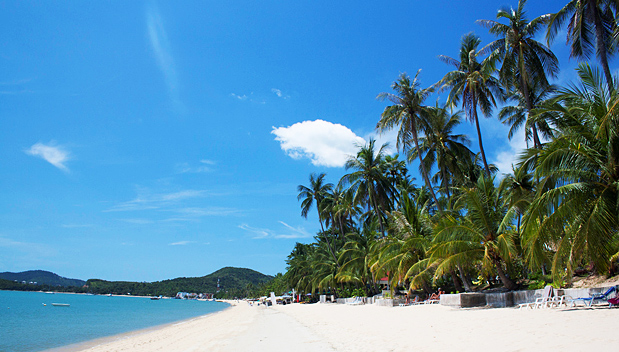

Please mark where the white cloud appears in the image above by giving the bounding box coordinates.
[492,128,527,177]
[230,92,265,104]
[147,5,181,108]
[238,222,311,239]
[105,189,206,212]
[271,88,289,99]
[175,159,216,174]
[25,142,71,171]
[173,207,240,217]
[119,218,154,224]
[61,224,93,228]
[272,119,366,167]
[169,240,196,246]
[230,93,248,101]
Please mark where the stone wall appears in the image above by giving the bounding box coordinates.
[485,292,514,308]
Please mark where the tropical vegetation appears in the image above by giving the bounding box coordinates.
[280,0,619,299]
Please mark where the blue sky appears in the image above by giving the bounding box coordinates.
[0,0,600,282]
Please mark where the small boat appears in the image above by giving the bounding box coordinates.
[150,297,160,300]
[51,303,70,307]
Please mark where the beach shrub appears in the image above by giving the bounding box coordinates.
[527,280,546,290]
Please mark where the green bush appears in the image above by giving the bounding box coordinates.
[527,280,547,290]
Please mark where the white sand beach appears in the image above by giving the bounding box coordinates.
[73,301,618,352]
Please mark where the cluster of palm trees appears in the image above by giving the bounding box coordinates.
[285,0,619,297]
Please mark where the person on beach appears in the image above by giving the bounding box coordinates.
[429,288,444,301]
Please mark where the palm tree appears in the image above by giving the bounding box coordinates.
[374,190,434,295]
[377,71,443,213]
[478,0,559,148]
[498,80,557,147]
[336,230,375,295]
[297,172,333,232]
[298,173,339,263]
[411,104,474,201]
[430,174,519,290]
[341,139,395,237]
[521,63,619,283]
[285,242,315,294]
[546,0,618,92]
[437,33,503,175]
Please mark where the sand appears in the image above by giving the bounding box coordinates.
[73,301,619,352]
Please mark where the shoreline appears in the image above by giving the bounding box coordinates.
[57,300,619,352]
[45,304,234,352]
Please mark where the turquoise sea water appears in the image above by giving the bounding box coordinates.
[0,291,229,352]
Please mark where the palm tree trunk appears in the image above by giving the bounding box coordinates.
[472,97,491,176]
[458,265,474,292]
[318,218,341,269]
[519,70,542,149]
[450,270,464,293]
[411,125,444,214]
[494,259,517,290]
[589,0,614,93]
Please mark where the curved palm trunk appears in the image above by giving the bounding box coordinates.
[370,189,386,237]
[457,265,474,292]
[518,60,542,149]
[411,121,444,214]
[450,270,464,293]
[493,258,517,290]
[318,215,341,269]
[589,0,614,93]
[472,95,491,176]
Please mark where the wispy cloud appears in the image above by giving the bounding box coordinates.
[231,93,248,101]
[61,224,93,228]
[25,142,71,172]
[169,240,196,246]
[230,92,265,104]
[272,119,366,167]
[491,127,527,177]
[271,88,290,99]
[0,235,56,258]
[175,159,216,174]
[172,207,240,217]
[105,189,207,212]
[238,222,311,239]
[118,218,154,224]
[147,5,182,109]
[0,78,35,95]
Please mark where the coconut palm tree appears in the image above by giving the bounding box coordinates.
[498,80,557,147]
[336,230,376,295]
[411,104,474,202]
[298,173,339,263]
[341,139,396,237]
[298,172,333,232]
[546,0,618,92]
[521,63,619,284]
[377,71,443,213]
[437,33,503,175]
[478,0,559,148]
[374,190,434,295]
[430,174,519,290]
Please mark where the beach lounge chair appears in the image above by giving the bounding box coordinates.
[346,297,364,305]
[519,285,554,309]
[570,287,616,307]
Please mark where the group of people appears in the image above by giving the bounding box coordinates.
[405,288,444,305]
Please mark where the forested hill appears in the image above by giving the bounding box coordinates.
[0,270,86,287]
[86,267,274,297]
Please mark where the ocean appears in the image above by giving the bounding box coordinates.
[0,290,229,352]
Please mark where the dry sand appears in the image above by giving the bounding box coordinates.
[73,301,618,352]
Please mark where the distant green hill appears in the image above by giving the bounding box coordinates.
[86,267,274,297]
[0,270,86,287]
